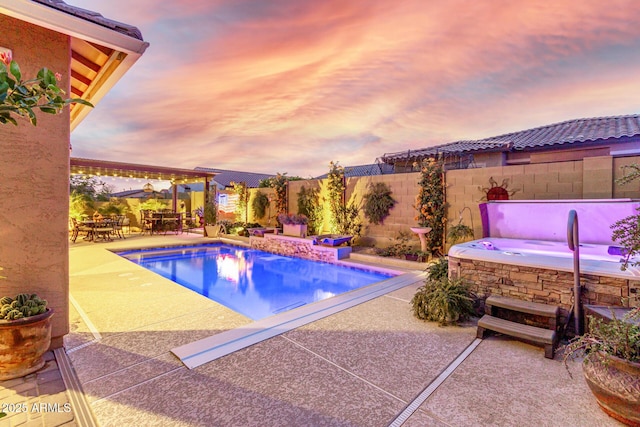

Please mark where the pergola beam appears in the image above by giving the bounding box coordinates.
[70,158,217,212]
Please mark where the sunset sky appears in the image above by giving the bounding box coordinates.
[69,0,640,182]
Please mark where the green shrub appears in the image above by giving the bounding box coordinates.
[427,257,449,281]
[411,277,476,326]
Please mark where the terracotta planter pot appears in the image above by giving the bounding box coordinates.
[0,309,54,380]
[582,352,640,426]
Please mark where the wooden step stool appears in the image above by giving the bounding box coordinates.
[477,295,560,359]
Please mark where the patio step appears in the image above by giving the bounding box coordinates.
[477,295,560,359]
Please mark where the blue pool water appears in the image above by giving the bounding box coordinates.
[117,244,394,320]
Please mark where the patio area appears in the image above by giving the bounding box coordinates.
[2,233,622,426]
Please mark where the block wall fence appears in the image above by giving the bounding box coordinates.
[245,155,640,249]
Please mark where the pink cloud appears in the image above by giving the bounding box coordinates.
[70,0,640,178]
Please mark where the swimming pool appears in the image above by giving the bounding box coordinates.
[117,244,395,320]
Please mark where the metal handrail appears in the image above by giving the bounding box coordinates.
[567,210,583,335]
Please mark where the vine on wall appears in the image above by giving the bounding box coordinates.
[297,186,323,234]
[326,161,362,237]
[415,158,446,256]
[231,181,249,223]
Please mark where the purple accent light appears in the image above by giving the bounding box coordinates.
[479,199,640,245]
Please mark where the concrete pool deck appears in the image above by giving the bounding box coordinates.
[3,233,622,426]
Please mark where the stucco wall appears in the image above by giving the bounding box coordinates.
[0,15,71,348]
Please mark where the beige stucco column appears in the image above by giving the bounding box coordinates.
[0,15,71,348]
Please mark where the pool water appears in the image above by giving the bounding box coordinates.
[117,244,394,320]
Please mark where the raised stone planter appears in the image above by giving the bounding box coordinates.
[250,233,350,262]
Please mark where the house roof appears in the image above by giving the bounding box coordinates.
[33,0,143,40]
[315,163,395,179]
[1,1,149,130]
[379,114,640,163]
[194,167,275,188]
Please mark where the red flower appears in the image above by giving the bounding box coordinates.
[0,49,12,67]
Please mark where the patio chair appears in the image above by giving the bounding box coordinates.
[70,218,92,243]
[140,210,153,235]
[183,212,196,233]
[162,213,181,234]
[93,221,114,242]
[122,216,131,235]
[111,215,126,239]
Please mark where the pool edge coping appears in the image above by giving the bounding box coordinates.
[171,270,426,369]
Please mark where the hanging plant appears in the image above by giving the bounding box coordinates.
[447,207,474,244]
[251,190,269,220]
[447,223,474,244]
[363,182,396,225]
[414,158,446,256]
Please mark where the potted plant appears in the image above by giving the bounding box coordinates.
[562,308,640,426]
[374,232,411,259]
[203,193,219,238]
[278,213,309,237]
[560,163,640,426]
[0,291,53,380]
[403,248,421,262]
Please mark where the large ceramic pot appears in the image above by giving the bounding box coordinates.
[582,352,640,426]
[0,309,54,380]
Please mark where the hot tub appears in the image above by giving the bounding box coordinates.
[449,237,640,279]
[449,200,640,310]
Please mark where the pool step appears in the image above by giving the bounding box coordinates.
[477,295,560,359]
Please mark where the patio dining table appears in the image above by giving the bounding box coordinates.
[144,212,182,235]
[80,219,114,242]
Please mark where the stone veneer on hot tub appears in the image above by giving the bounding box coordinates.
[449,200,640,322]
[449,250,638,325]
[250,233,352,262]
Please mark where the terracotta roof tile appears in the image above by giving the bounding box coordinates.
[380,114,640,162]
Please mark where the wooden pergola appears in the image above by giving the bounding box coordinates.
[70,157,217,211]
